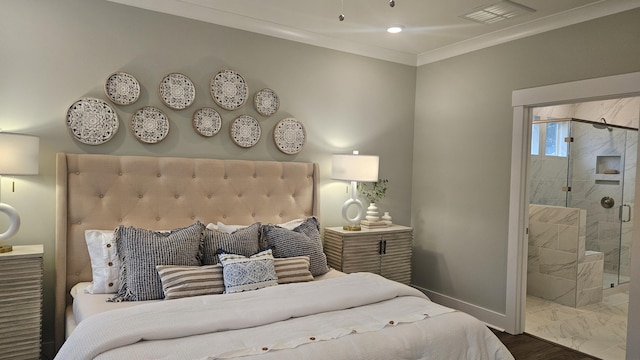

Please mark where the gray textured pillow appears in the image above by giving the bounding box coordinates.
[261,216,329,276]
[110,222,205,302]
[202,222,260,265]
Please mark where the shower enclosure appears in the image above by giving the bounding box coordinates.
[530,118,637,289]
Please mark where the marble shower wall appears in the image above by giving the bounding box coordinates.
[531,97,639,285]
[528,205,603,307]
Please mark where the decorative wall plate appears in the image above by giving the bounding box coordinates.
[210,69,249,110]
[273,118,306,154]
[193,107,222,137]
[131,106,169,144]
[159,73,196,110]
[254,88,279,117]
[104,72,140,105]
[230,115,261,148]
[66,97,119,145]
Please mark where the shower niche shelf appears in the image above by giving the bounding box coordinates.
[595,155,621,184]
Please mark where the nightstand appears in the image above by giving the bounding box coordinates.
[324,225,413,284]
[0,245,43,360]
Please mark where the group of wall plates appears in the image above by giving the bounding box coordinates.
[65,70,306,153]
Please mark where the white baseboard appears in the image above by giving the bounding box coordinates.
[412,285,508,331]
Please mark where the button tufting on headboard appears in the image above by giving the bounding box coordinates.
[54,153,319,348]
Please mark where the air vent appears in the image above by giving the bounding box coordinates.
[461,0,535,24]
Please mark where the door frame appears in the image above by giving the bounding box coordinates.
[506,72,640,340]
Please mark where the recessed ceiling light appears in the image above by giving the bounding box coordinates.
[387,26,404,34]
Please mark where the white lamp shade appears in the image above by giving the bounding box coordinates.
[331,153,379,182]
[0,133,39,175]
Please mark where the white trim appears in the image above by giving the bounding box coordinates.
[107,0,640,66]
[417,0,640,66]
[513,72,640,106]
[413,285,508,330]
[106,0,417,66]
[508,72,640,343]
[505,105,530,334]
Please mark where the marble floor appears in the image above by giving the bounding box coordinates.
[525,286,629,360]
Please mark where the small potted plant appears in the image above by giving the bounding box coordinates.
[358,179,388,222]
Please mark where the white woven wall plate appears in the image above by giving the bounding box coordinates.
[66,97,119,145]
[131,106,169,144]
[273,117,306,154]
[193,107,222,137]
[159,73,196,110]
[230,115,261,148]
[210,69,249,110]
[104,72,140,105]
[254,88,279,117]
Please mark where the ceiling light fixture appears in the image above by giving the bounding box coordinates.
[387,26,403,34]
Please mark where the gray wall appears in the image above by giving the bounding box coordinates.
[412,8,640,314]
[0,0,416,351]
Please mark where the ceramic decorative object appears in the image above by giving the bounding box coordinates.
[210,69,249,110]
[131,106,169,144]
[273,118,305,155]
[66,97,119,145]
[254,88,279,117]
[381,212,392,225]
[230,115,261,148]
[159,73,196,110]
[365,203,380,222]
[104,72,140,105]
[192,107,222,137]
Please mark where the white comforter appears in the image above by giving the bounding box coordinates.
[55,273,514,360]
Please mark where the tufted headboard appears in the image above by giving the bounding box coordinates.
[54,153,319,347]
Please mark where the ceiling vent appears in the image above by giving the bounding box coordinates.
[461,0,536,24]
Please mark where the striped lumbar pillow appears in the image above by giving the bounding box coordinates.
[274,256,313,284]
[156,264,224,300]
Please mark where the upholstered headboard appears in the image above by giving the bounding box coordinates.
[54,153,319,347]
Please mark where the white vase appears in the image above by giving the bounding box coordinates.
[366,203,380,222]
[381,212,392,225]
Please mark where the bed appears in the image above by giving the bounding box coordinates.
[54,153,514,359]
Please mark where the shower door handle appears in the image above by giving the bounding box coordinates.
[619,204,632,222]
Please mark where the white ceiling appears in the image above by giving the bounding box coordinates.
[107,0,640,66]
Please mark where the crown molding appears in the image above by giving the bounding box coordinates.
[417,0,640,66]
[108,0,640,67]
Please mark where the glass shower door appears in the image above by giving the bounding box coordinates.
[566,121,627,288]
[619,129,637,285]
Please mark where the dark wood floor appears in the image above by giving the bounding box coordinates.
[491,329,601,360]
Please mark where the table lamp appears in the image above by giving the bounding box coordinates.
[332,150,379,230]
[0,132,39,253]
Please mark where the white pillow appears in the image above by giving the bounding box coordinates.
[278,218,306,230]
[84,230,120,294]
[213,218,306,233]
[215,222,246,233]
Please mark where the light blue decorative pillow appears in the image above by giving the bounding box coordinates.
[218,249,278,293]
